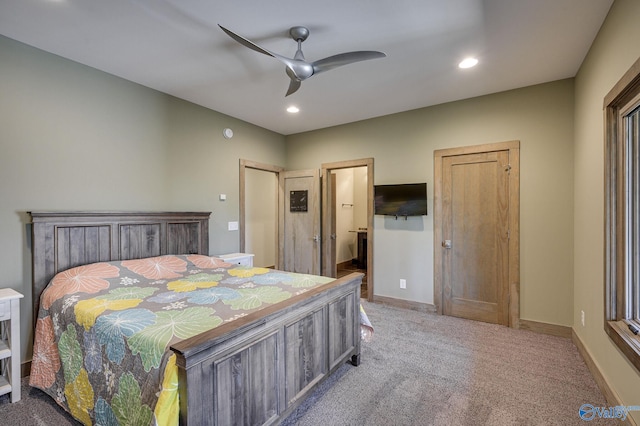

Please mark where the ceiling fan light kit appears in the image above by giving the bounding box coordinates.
[219,24,386,96]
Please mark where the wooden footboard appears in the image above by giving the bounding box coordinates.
[171,272,363,425]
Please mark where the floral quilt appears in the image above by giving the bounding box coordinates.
[29,254,334,426]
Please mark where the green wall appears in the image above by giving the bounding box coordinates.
[0,35,286,361]
[573,0,640,421]
[286,79,576,328]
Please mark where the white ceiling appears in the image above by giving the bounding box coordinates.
[0,0,613,135]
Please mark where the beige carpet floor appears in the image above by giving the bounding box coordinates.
[282,300,618,425]
[0,300,618,425]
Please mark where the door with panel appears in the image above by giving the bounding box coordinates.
[440,150,511,325]
[280,169,321,275]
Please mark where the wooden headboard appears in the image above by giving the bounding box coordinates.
[29,211,211,320]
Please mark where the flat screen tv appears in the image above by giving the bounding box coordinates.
[374,183,427,217]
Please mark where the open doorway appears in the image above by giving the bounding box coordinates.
[332,168,368,297]
[322,158,374,301]
[239,159,283,268]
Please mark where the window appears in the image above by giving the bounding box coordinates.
[604,57,640,372]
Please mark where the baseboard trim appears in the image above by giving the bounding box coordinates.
[337,260,354,270]
[572,330,638,426]
[518,319,572,338]
[372,295,436,313]
[21,360,30,378]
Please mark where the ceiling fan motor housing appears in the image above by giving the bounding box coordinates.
[289,26,309,42]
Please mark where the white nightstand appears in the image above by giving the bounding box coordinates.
[218,253,255,267]
[0,288,23,403]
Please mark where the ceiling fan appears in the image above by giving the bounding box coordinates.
[219,24,387,96]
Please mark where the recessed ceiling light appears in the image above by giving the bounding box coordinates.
[458,57,478,69]
[287,105,300,113]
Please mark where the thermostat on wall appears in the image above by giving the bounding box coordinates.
[223,128,234,139]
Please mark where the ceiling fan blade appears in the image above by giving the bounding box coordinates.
[286,79,301,97]
[312,51,386,75]
[219,25,291,62]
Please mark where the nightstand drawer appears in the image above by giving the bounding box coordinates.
[218,253,255,267]
[233,257,253,266]
[0,300,9,320]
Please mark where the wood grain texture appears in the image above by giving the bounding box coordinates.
[434,141,520,327]
[284,308,326,404]
[281,169,320,275]
[372,295,437,313]
[443,151,509,325]
[213,333,280,425]
[174,273,362,425]
[30,211,210,321]
[518,319,572,338]
[603,59,640,375]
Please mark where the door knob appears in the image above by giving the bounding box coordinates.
[442,240,452,249]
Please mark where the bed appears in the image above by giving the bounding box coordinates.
[28,211,363,425]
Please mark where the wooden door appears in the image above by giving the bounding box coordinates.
[280,169,321,274]
[441,150,511,325]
